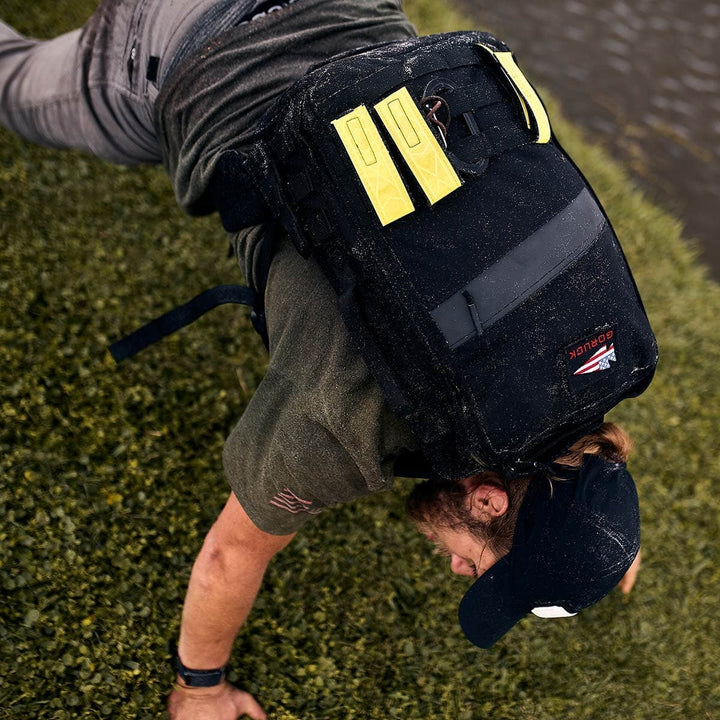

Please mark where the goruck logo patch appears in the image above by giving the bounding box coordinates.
[566,327,616,391]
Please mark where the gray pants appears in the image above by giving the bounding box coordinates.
[0,0,259,164]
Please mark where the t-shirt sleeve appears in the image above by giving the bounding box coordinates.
[222,236,418,535]
[223,367,396,535]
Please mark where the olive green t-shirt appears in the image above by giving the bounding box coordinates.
[224,230,419,535]
[155,0,420,534]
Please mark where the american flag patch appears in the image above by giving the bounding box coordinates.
[269,488,322,515]
[566,327,617,391]
[573,344,616,375]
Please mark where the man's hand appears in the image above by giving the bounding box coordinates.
[167,678,267,720]
[618,548,641,594]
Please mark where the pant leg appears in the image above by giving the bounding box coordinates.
[0,14,160,164]
[0,0,257,165]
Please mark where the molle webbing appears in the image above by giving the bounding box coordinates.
[210,35,546,235]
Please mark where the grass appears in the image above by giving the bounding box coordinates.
[1,0,719,718]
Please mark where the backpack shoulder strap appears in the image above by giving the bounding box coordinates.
[109,284,259,362]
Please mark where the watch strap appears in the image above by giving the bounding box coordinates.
[176,655,226,687]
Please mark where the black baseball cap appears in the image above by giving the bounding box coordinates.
[458,454,640,648]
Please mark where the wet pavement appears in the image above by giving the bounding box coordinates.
[454,0,720,280]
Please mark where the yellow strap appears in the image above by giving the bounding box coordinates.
[477,43,551,144]
[331,105,414,226]
[375,87,462,205]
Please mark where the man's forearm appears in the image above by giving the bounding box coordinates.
[177,530,266,668]
[177,492,296,669]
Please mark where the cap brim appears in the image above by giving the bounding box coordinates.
[458,553,529,648]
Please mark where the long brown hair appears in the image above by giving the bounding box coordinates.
[406,422,633,556]
[553,422,633,468]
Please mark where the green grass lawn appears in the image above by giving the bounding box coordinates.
[1,1,719,718]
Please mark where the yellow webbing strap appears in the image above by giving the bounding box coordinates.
[375,87,462,205]
[331,105,414,226]
[477,43,551,144]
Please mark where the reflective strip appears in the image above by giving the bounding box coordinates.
[477,44,551,144]
[375,87,462,205]
[331,105,414,226]
[431,189,606,348]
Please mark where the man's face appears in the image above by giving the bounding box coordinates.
[425,526,503,579]
[419,481,511,578]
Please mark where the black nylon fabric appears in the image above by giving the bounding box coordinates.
[212,31,658,479]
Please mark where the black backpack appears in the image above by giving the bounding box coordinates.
[113,32,658,480]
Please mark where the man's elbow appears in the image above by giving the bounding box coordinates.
[197,493,296,579]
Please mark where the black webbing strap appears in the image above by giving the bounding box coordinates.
[109,284,258,362]
[210,150,270,232]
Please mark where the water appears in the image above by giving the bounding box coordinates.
[455,0,720,280]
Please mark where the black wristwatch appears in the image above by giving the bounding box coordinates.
[176,655,226,687]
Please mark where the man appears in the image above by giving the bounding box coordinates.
[0,3,645,718]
